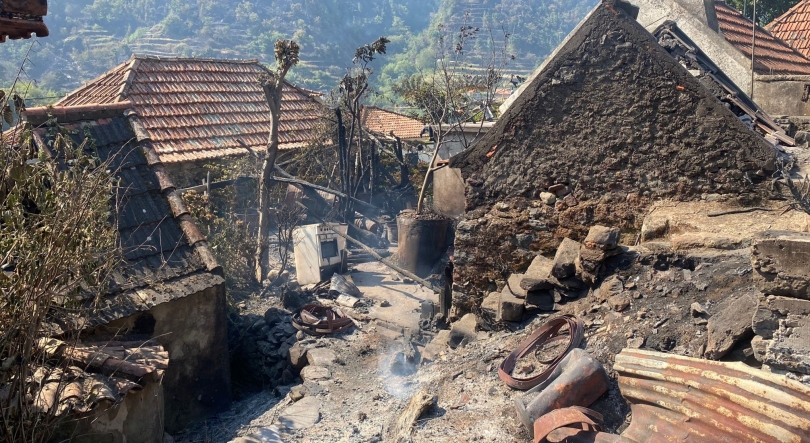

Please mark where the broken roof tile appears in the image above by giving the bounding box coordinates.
[55,57,324,164]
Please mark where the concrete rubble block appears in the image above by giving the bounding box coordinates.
[752,295,810,339]
[750,335,769,362]
[705,291,757,360]
[289,343,308,369]
[584,225,620,250]
[498,290,525,322]
[506,273,528,298]
[552,238,581,279]
[520,255,556,291]
[277,396,321,430]
[448,314,478,349]
[306,347,337,367]
[751,231,810,299]
[764,318,810,375]
[299,365,331,382]
[596,275,623,302]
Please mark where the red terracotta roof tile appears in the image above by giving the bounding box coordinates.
[360,106,426,140]
[766,0,810,59]
[716,1,810,75]
[55,57,324,164]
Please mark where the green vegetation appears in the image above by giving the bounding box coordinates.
[727,0,795,25]
[0,0,597,103]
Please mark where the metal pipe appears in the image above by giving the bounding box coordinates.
[751,0,757,99]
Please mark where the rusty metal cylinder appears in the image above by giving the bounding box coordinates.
[514,348,609,438]
[396,213,451,277]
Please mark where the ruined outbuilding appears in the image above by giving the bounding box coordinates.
[450,0,776,308]
[25,102,232,433]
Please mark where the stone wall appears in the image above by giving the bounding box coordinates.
[449,0,776,310]
[96,285,232,432]
[754,76,810,118]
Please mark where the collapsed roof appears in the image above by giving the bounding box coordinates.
[24,102,224,328]
[54,57,324,164]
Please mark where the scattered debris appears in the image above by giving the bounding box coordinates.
[388,389,437,443]
[291,304,353,335]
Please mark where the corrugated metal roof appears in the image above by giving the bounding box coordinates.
[715,1,810,75]
[54,56,324,164]
[27,107,224,325]
[615,348,810,443]
[767,0,810,59]
[360,106,426,140]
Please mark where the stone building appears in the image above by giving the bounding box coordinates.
[449,0,776,309]
[25,102,232,433]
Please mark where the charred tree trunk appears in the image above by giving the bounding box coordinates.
[255,79,283,283]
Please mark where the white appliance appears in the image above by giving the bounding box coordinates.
[293,223,348,285]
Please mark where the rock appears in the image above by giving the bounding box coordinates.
[420,300,435,320]
[448,314,478,349]
[752,231,810,298]
[498,289,525,322]
[481,292,500,316]
[596,275,623,302]
[299,365,331,382]
[552,238,581,279]
[290,385,307,401]
[548,183,566,193]
[608,294,631,312]
[520,255,555,291]
[690,302,708,317]
[336,294,360,308]
[422,330,451,361]
[578,246,606,266]
[306,348,337,367]
[705,291,757,360]
[264,308,285,327]
[584,225,620,250]
[380,300,391,307]
[277,396,321,429]
[539,192,557,205]
[751,335,769,362]
[764,317,810,375]
[525,291,555,311]
[752,295,810,339]
[228,426,283,443]
[289,343,308,369]
[505,273,527,298]
[554,186,571,197]
[627,337,645,349]
[641,214,670,241]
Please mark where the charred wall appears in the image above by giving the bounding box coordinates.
[449,0,776,309]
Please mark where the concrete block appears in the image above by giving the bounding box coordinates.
[552,238,581,279]
[520,255,555,291]
[306,347,336,367]
[752,231,810,298]
[299,366,330,382]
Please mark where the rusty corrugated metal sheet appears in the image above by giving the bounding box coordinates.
[614,348,810,443]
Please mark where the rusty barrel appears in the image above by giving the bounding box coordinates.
[396,213,451,277]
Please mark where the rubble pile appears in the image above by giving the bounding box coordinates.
[751,231,810,382]
[449,0,776,309]
[230,308,299,387]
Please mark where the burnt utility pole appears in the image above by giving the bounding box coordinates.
[751,0,756,99]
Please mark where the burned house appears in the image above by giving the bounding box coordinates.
[449,0,776,308]
[53,56,324,186]
[24,102,232,433]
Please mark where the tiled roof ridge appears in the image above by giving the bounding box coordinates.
[125,111,222,276]
[766,0,808,30]
[54,61,132,107]
[25,101,135,125]
[131,54,261,64]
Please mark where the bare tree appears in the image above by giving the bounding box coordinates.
[256,39,300,283]
[394,14,514,213]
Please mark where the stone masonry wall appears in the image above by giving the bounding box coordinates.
[449,0,777,310]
